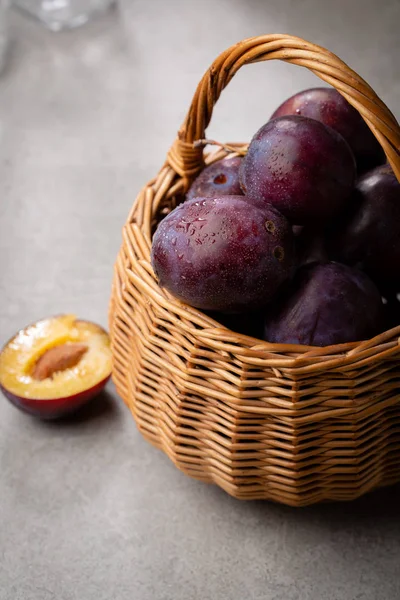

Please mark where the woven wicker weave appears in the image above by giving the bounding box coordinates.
[109,35,400,506]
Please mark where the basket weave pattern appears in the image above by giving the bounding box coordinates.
[110,35,400,506]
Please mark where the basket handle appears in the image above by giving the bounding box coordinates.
[166,34,400,183]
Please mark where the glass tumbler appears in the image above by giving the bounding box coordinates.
[13,0,115,31]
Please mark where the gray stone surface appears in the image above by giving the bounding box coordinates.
[1,1,399,599]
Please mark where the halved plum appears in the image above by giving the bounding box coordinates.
[0,315,112,419]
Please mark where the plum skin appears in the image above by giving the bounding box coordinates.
[206,310,264,339]
[151,195,295,313]
[240,115,356,225]
[384,295,400,330]
[186,156,243,201]
[264,262,384,347]
[1,375,111,420]
[271,87,385,173]
[327,164,400,291]
[295,227,328,269]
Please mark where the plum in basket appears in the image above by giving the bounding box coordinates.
[271,87,385,173]
[239,115,356,225]
[264,262,384,346]
[186,157,243,201]
[328,164,400,291]
[151,195,295,313]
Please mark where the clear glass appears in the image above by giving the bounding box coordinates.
[0,0,8,73]
[13,0,115,32]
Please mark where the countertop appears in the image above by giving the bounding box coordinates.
[1,1,399,599]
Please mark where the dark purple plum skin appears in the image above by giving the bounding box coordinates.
[327,164,400,290]
[240,115,356,225]
[186,157,243,201]
[384,295,400,330]
[292,225,304,237]
[295,228,328,268]
[264,262,384,346]
[271,87,385,174]
[151,195,295,313]
[1,376,111,420]
[206,310,264,339]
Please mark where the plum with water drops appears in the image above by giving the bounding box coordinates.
[151,195,295,312]
[271,87,385,173]
[239,115,356,225]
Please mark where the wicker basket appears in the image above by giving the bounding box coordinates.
[109,35,400,507]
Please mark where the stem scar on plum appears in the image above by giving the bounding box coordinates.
[213,174,227,185]
[273,246,285,261]
[265,220,276,234]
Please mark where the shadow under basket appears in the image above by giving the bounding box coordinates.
[109,34,400,507]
